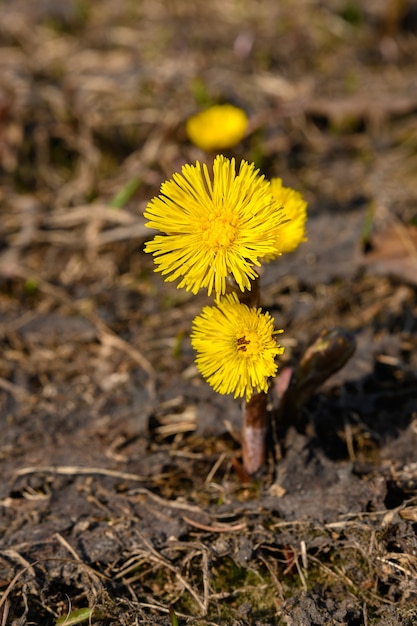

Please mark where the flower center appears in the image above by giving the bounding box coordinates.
[236,332,261,358]
[201,210,238,250]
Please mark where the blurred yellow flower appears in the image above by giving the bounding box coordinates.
[266,178,307,259]
[186,104,248,151]
[144,155,285,297]
[191,293,284,401]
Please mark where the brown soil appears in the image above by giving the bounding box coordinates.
[2,1,417,624]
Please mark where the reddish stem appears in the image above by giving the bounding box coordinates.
[241,391,269,475]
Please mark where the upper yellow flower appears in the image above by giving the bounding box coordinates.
[191,293,284,401]
[265,178,307,260]
[144,155,285,297]
[186,104,248,151]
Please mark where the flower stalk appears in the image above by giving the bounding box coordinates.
[241,391,269,475]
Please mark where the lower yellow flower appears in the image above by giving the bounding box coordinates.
[265,178,307,259]
[191,293,284,401]
[186,104,248,151]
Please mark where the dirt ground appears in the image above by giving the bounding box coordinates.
[2,1,417,624]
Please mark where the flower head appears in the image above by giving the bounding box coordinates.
[186,104,248,151]
[264,178,307,260]
[191,293,284,401]
[144,155,285,297]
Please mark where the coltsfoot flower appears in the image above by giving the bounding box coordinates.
[264,178,307,260]
[191,293,284,401]
[186,104,248,151]
[144,155,285,297]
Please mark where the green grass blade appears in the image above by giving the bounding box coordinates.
[109,176,142,209]
[55,607,93,625]
[169,605,179,626]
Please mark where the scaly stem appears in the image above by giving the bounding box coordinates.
[242,391,269,475]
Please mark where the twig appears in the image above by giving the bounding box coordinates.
[54,533,82,562]
[11,465,150,485]
[0,566,29,612]
[181,516,246,533]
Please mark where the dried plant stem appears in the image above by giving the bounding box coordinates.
[242,391,269,475]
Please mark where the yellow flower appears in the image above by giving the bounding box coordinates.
[265,178,307,259]
[186,104,248,151]
[144,155,285,297]
[191,293,284,401]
